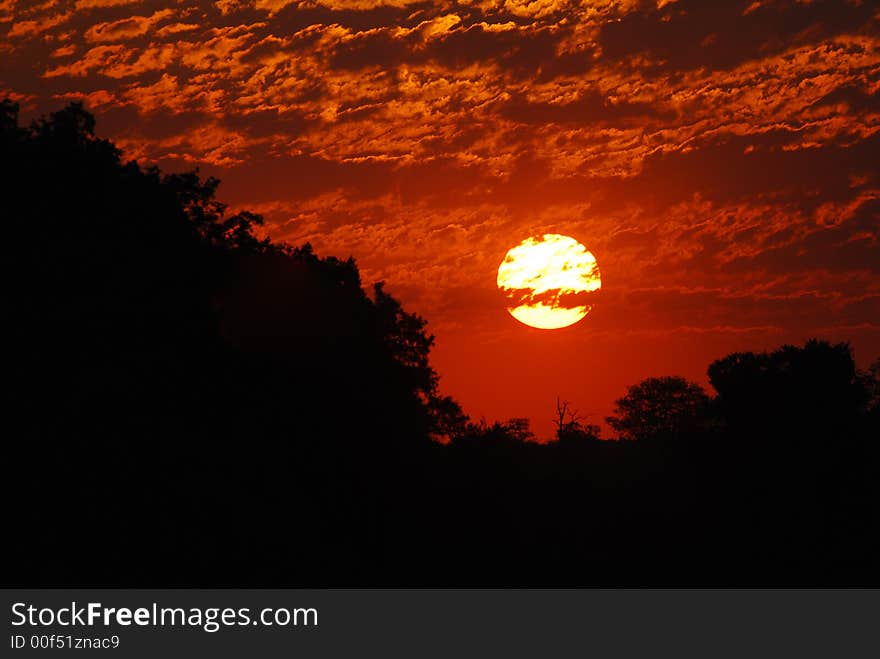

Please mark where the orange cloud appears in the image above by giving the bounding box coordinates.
[154,22,200,37]
[84,9,175,42]
[75,0,143,8]
[8,12,71,37]
[52,88,118,109]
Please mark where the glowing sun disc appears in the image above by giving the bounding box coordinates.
[497,234,601,330]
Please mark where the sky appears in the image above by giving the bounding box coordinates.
[3,0,879,437]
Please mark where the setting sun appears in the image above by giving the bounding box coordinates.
[497,234,601,330]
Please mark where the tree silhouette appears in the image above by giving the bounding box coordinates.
[4,100,463,584]
[866,357,880,428]
[554,398,602,443]
[606,376,711,441]
[708,340,867,441]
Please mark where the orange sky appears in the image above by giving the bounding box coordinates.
[3,0,879,437]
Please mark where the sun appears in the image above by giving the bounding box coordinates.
[497,234,601,329]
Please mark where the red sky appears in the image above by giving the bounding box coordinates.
[3,0,879,437]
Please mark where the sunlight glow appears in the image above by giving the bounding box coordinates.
[497,234,601,330]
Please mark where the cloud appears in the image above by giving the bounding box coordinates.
[7,12,72,37]
[154,22,200,37]
[84,9,175,42]
[74,0,144,9]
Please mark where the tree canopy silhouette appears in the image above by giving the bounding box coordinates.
[3,100,461,450]
[4,101,464,584]
[606,376,711,441]
[708,340,869,439]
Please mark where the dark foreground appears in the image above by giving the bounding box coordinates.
[5,102,879,586]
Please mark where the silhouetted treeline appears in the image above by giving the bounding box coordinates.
[4,102,878,586]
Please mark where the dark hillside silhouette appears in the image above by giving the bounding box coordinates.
[4,101,878,586]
